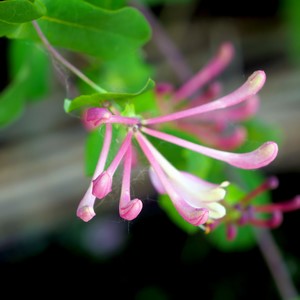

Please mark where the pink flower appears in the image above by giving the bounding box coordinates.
[77,70,278,225]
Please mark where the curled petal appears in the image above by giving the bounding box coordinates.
[203,202,226,219]
[120,198,143,221]
[143,71,266,125]
[142,126,278,169]
[92,171,112,199]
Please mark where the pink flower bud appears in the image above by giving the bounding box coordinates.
[119,198,143,221]
[92,171,112,199]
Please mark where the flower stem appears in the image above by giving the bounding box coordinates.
[32,21,107,93]
[254,228,299,300]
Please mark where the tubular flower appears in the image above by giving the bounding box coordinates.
[76,70,278,225]
[204,176,300,241]
[154,42,260,150]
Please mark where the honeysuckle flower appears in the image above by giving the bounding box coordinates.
[76,70,278,226]
[204,176,300,241]
[154,42,260,150]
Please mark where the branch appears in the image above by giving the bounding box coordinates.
[32,21,107,94]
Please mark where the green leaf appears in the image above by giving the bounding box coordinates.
[84,0,126,10]
[139,0,193,5]
[0,20,18,36]
[8,39,50,101]
[0,67,27,127]
[80,53,155,94]
[13,0,152,59]
[0,0,46,23]
[0,39,50,127]
[64,78,155,113]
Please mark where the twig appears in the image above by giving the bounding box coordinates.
[32,21,107,94]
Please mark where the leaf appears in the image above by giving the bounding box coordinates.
[84,0,126,10]
[0,0,46,23]
[12,0,152,59]
[0,67,27,127]
[8,39,50,101]
[80,53,155,94]
[0,39,51,127]
[64,78,155,113]
[0,20,18,37]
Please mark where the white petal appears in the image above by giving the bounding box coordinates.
[204,202,226,219]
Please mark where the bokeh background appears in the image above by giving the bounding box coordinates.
[0,0,300,298]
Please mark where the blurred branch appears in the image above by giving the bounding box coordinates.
[131,0,193,82]
[254,228,299,300]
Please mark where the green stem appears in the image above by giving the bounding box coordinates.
[32,21,107,94]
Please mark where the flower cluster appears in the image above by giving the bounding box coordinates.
[76,69,278,227]
[155,42,259,150]
[204,176,300,240]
